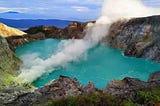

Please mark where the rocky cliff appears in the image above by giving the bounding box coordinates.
[0,36,20,77]
[0,36,32,105]
[107,15,160,62]
[25,21,89,39]
[0,23,26,37]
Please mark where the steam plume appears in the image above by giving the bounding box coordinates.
[102,0,160,21]
[18,0,160,82]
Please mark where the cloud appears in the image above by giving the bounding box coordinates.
[0,7,29,13]
[72,6,90,12]
[0,0,159,20]
[0,0,103,20]
[67,0,79,2]
[143,0,160,7]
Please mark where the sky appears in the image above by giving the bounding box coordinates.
[0,0,160,21]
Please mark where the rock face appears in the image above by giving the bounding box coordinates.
[0,23,26,37]
[6,32,46,51]
[107,15,160,62]
[0,36,21,76]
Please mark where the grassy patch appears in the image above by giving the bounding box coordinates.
[46,91,139,106]
[45,86,160,106]
[0,71,14,87]
[137,86,160,105]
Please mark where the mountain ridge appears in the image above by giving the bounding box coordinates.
[0,18,72,29]
[2,11,20,14]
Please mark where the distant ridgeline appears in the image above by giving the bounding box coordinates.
[0,18,72,29]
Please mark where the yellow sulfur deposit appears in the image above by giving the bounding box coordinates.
[0,23,26,37]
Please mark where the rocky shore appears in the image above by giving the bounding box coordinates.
[6,73,160,106]
[0,15,160,105]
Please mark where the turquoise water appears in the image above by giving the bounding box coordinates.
[16,39,160,89]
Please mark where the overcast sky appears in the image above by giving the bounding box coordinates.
[0,0,160,20]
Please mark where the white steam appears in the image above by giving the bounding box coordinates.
[18,0,160,82]
[102,0,160,21]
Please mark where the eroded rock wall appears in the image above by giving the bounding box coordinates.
[107,15,160,62]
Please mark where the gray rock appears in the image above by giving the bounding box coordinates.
[148,71,160,82]
[103,78,147,99]
[7,76,98,106]
[103,76,160,102]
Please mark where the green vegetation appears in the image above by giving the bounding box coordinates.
[143,28,152,42]
[46,87,160,106]
[123,100,140,106]
[46,92,138,106]
[0,71,14,87]
[137,86,160,105]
